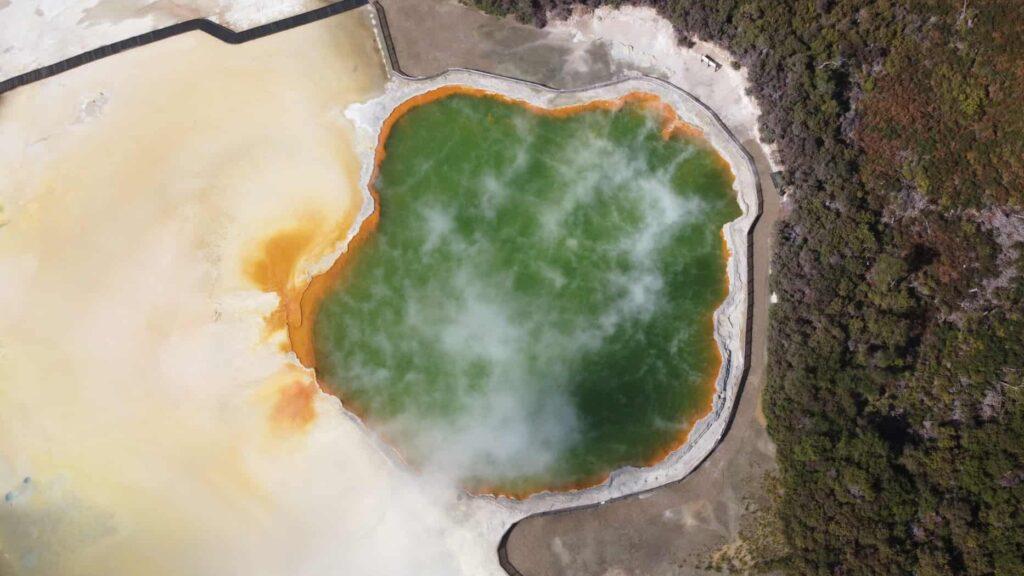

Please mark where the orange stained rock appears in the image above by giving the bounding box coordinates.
[288,203,379,369]
[269,377,319,435]
[242,208,359,351]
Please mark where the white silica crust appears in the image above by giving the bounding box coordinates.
[333,67,759,539]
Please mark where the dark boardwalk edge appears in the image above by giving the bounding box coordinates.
[0,0,367,95]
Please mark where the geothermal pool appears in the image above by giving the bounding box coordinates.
[313,90,740,494]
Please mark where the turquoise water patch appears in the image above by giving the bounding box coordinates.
[315,93,740,493]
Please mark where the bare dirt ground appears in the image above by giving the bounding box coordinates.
[377,0,782,573]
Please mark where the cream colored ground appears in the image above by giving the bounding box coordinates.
[0,9,497,576]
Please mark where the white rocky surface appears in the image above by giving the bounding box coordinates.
[547,6,781,169]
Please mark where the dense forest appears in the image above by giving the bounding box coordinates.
[467,0,1024,573]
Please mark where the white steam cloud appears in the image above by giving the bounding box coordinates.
[330,107,711,488]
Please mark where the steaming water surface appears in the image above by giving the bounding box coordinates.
[315,93,740,494]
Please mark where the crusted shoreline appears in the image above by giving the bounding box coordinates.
[306,65,759,524]
[293,85,732,498]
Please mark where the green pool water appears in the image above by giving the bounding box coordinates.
[315,92,740,493]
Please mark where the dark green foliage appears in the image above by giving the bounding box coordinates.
[467,0,1024,573]
[471,0,541,24]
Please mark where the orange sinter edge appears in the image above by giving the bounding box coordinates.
[283,85,734,498]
